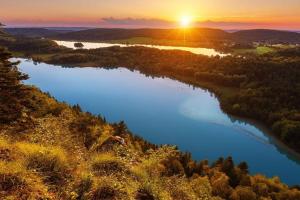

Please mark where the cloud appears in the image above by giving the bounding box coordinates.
[195,20,262,29]
[99,17,176,28]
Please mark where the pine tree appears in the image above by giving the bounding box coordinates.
[0,48,28,123]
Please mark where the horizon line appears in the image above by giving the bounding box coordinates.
[3,25,300,32]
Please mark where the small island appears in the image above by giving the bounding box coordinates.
[74,42,84,48]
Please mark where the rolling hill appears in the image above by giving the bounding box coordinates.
[52,28,300,44]
[3,28,89,38]
[4,27,300,45]
[52,28,231,42]
[232,29,300,43]
[4,28,61,37]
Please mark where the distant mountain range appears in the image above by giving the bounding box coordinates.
[231,29,300,43]
[4,27,300,44]
[4,28,76,37]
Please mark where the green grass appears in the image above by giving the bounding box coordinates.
[256,46,275,54]
[233,46,275,55]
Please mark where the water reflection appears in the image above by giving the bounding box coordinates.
[54,40,228,57]
[17,58,300,185]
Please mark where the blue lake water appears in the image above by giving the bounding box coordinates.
[18,58,300,185]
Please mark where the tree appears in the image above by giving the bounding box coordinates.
[238,162,249,174]
[0,48,28,123]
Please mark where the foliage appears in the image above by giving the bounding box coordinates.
[53,28,300,45]
[22,43,299,153]
[17,143,71,186]
[0,47,299,199]
[0,161,51,199]
[91,152,127,176]
[0,48,28,123]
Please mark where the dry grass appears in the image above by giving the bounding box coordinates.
[86,177,129,200]
[0,161,51,199]
[16,142,71,186]
[91,152,126,176]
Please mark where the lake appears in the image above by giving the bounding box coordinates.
[18,58,300,185]
[54,40,228,57]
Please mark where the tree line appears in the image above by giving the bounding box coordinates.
[1,34,300,153]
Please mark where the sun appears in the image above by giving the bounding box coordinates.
[180,16,192,28]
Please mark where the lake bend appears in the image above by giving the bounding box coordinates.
[18,58,300,185]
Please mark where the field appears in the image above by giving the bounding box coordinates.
[233,46,275,55]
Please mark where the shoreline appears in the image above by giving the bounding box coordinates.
[18,56,300,163]
[50,38,221,49]
[52,40,229,56]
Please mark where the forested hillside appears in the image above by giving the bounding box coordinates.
[4,28,63,38]
[51,28,300,44]
[1,46,300,199]
[3,28,85,38]
[53,28,229,42]
[232,29,300,43]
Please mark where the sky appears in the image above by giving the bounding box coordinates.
[1,0,300,30]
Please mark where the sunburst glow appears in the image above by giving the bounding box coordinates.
[180,16,192,28]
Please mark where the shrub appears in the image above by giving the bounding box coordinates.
[74,173,93,200]
[91,153,126,176]
[0,137,14,161]
[0,161,50,199]
[229,186,257,200]
[87,178,128,200]
[253,182,269,197]
[161,158,185,176]
[17,143,70,185]
[137,179,172,200]
[0,162,26,192]
[164,177,198,200]
[210,171,233,199]
[135,188,155,200]
[190,176,213,199]
[69,114,107,148]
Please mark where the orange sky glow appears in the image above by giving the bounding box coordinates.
[1,0,300,29]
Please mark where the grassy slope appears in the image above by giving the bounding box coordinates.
[1,46,300,199]
[0,87,216,199]
[232,46,275,55]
